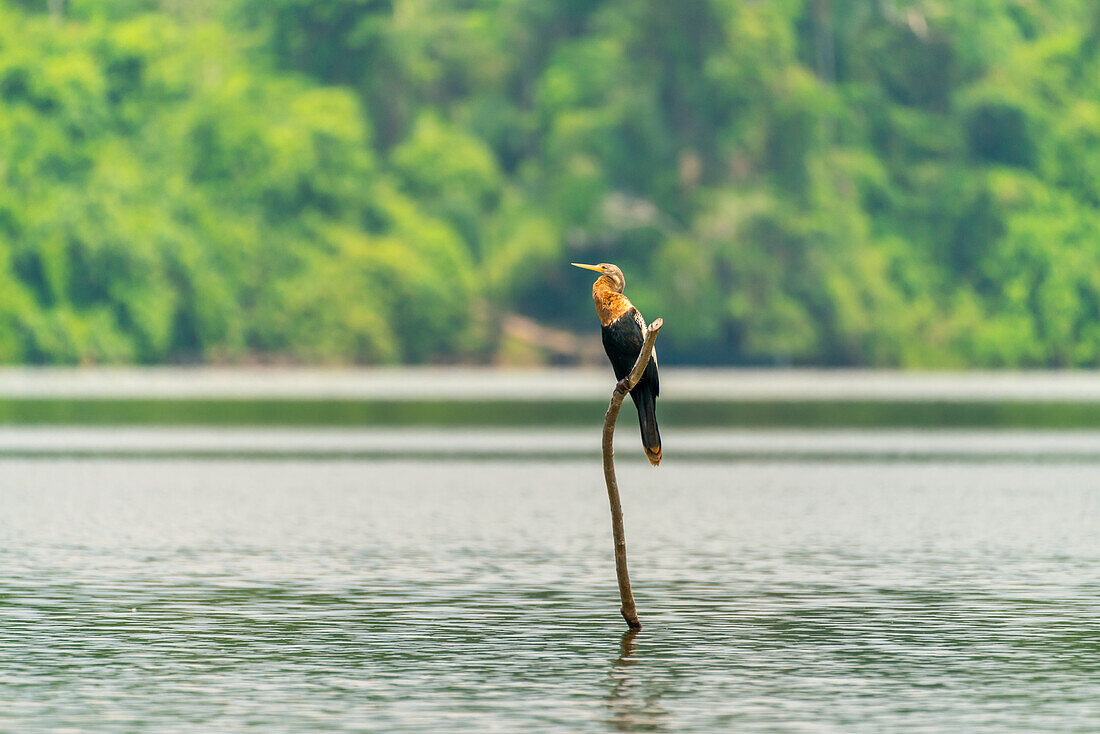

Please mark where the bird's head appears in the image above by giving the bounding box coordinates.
[572,262,625,293]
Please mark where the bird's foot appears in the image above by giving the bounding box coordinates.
[614,378,631,395]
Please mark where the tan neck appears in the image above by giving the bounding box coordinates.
[592,277,632,326]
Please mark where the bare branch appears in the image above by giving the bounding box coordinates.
[601,317,662,630]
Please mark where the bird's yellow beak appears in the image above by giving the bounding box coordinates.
[571,263,603,273]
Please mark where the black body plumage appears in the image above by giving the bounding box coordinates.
[602,308,661,465]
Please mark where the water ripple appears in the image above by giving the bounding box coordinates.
[1,458,1099,731]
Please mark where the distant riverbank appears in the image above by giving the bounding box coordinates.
[4,367,1100,401]
[2,368,1100,428]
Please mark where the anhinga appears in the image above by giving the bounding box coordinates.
[573,262,661,465]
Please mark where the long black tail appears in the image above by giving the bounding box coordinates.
[630,383,661,466]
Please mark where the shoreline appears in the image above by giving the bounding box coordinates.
[0,367,1100,402]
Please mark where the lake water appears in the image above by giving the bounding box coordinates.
[3,433,1100,731]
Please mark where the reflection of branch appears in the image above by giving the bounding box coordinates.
[606,628,667,733]
[601,318,663,630]
[617,628,639,665]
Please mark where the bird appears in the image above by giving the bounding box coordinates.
[572,262,661,465]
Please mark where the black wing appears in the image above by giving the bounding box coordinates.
[601,308,658,394]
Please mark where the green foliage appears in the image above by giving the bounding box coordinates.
[0,1,479,363]
[5,0,1100,366]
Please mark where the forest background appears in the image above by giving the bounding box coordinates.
[3,0,1100,368]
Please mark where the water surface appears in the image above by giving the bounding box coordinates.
[3,451,1100,731]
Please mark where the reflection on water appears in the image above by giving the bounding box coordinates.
[2,456,1100,732]
[606,629,668,733]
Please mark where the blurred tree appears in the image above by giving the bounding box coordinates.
[0,2,480,363]
[4,0,1100,366]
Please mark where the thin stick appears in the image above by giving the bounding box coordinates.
[601,317,662,630]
